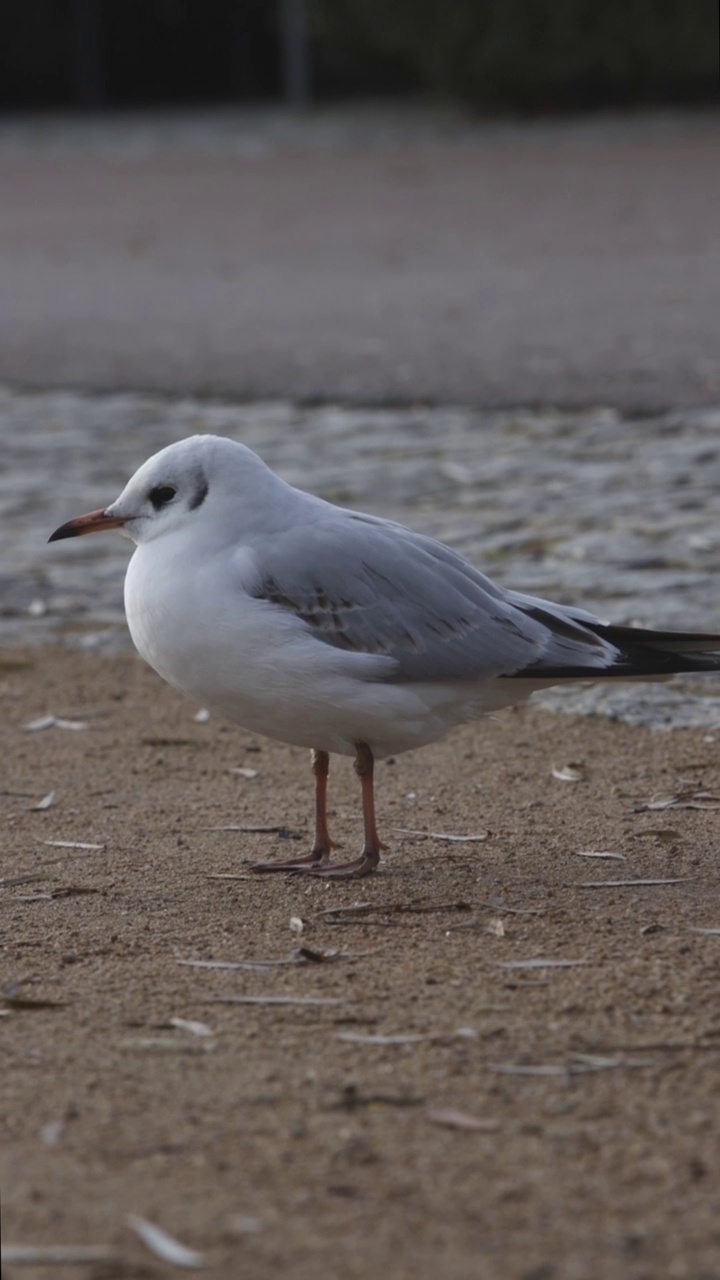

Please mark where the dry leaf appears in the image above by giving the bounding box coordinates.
[2,985,67,1009]
[231,767,258,779]
[336,1032,426,1045]
[205,824,294,833]
[426,1106,500,1132]
[142,736,194,747]
[629,828,682,845]
[576,850,626,860]
[49,885,101,899]
[316,902,373,917]
[292,946,341,963]
[169,1016,214,1037]
[178,948,356,971]
[569,1053,626,1070]
[636,796,678,812]
[575,878,691,889]
[23,715,88,732]
[201,995,346,1007]
[31,791,56,811]
[23,714,57,731]
[126,1215,205,1268]
[0,873,46,888]
[491,1062,569,1076]
[38,839,105,850]
[393,828,489,842]
[635,788,720,812]
[1,1245,116,1265]
[178,958,271,971]
[552,762,586,783]
[205,874,254,882]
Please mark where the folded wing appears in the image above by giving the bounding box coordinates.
[243,511,720,684]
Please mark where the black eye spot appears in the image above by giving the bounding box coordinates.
[149,485,177,511]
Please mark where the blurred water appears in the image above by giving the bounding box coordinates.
[5,384,720,657]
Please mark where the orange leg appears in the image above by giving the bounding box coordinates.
[303,742,381,879]
[311,749,334,859]
[251,749,334,872]
[251,744,382,879]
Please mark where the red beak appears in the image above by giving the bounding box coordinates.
[48,509,125,542]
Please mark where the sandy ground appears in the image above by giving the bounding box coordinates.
[1,108,720,409]
[3,646,720,1279]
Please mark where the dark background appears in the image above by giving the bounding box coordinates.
[1,0,718,113]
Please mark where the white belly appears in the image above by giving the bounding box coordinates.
[123,543,536,759]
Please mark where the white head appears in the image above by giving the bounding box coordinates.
[49,435,289,548]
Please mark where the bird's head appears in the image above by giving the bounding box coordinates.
[48,435,278,548]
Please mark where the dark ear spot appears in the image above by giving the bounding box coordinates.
[189,476,209,510]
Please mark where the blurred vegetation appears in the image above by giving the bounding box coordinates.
[1,0,717,111]
[312,0,720,110]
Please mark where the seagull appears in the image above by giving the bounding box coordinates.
[49,434,720,878]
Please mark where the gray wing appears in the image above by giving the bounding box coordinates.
[245,510,618,682]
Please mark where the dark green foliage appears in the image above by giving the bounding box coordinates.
[311,0,720,110]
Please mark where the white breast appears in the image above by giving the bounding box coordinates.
[123,539,536,759]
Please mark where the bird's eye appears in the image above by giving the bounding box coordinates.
[149,485,177,510]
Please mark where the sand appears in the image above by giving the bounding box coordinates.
[3,646,720,1278]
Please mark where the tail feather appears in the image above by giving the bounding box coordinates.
[513,622,720,680]
[592,623,720,675]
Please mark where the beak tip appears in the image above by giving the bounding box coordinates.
[47,509,124,542]
[48,523,73,543]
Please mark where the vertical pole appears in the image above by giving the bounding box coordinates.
[71,0,104,108]
[279,0,311,108]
